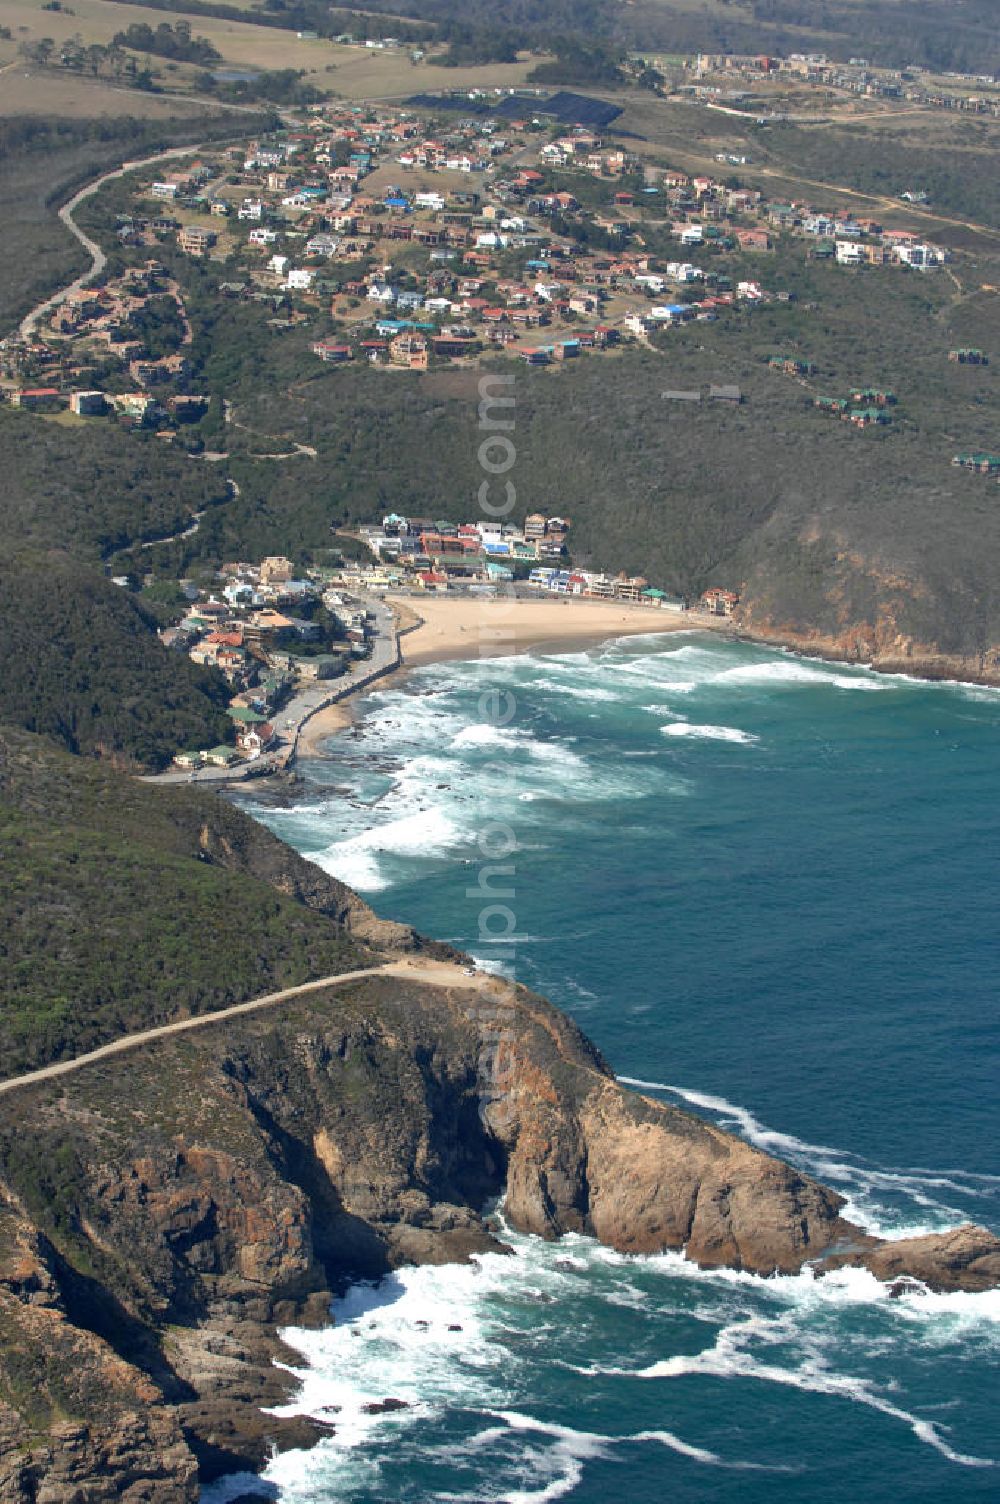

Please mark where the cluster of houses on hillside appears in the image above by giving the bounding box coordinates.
[0,83,984,482]
[812,384,898,428]
[680,50,1000,117]
[157,554,380,769]
[1,260,200,421]
[354,511,706,608]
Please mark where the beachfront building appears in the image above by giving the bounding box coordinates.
[701,587,740,615]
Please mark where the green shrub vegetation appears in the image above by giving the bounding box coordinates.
[0,409,240,767]
[0,408,228,557]
[0,554,233,767]
[0,725,366,1077]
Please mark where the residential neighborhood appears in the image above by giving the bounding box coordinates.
[0,90,964,422]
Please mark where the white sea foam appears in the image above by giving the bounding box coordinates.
[603,1311,996,1468]
[449,723,586,771]
[315,805,464,891]
[208,1202,999,1504]
[713,660,884,691]
[521,674,621,703]
[661,722,759,744]
[613,643,888,700]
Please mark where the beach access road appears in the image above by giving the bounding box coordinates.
[0,956,487,1098]
[146,594,400,785]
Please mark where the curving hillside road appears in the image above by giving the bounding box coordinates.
[17,143,204,341]
[0,957,485,1099]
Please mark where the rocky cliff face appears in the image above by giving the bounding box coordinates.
[733,527,1000,686]
[1,965,996,1502]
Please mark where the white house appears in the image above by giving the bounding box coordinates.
[665,262,703,282]
[835,240,865,265]
[305,234,339,257]
[286,267,315,290]
[896,242,940,269]
[238,199,264,221]
[268,253,289,276]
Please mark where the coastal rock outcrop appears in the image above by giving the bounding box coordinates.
[0,966,995,1501]
[733,538,1000,687]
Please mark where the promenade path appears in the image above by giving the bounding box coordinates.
[0,958,483,1099]
[147,593,402,785]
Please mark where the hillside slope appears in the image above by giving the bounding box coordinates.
[0,726,415,1076]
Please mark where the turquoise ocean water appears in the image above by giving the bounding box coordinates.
[218,632,1000,1503]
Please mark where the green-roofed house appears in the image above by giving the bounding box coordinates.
[848,407,890,428]
[849,387,896,407]
[228,706,268,725]
[952,452,1000,474]
[204,745,241,767]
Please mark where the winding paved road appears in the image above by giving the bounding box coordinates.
[0,958,484,1099]
[17,143,204,341]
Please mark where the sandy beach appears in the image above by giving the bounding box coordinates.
[294,596,727,759]
[295,698,356,758]
[390,594,725,668]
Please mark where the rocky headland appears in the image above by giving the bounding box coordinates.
[2,956,998,1503]
[1,728,997,1502]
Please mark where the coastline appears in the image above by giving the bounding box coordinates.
[389,594,726,668]
[275,599,1000,774]
[295,596,731,760]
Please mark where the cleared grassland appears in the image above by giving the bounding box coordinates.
[0,0,540,98]
[0,66,220,117]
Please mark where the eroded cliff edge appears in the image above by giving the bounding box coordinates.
[2,964,997,1504]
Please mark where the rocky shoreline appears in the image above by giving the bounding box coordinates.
[2,951,998,1503]
[2,691,999,1503]
[733,610,1000,690]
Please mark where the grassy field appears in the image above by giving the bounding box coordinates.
[0,64,224,117]
[0,0,542,99]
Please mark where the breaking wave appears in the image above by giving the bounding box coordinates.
[661,722,759,744]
